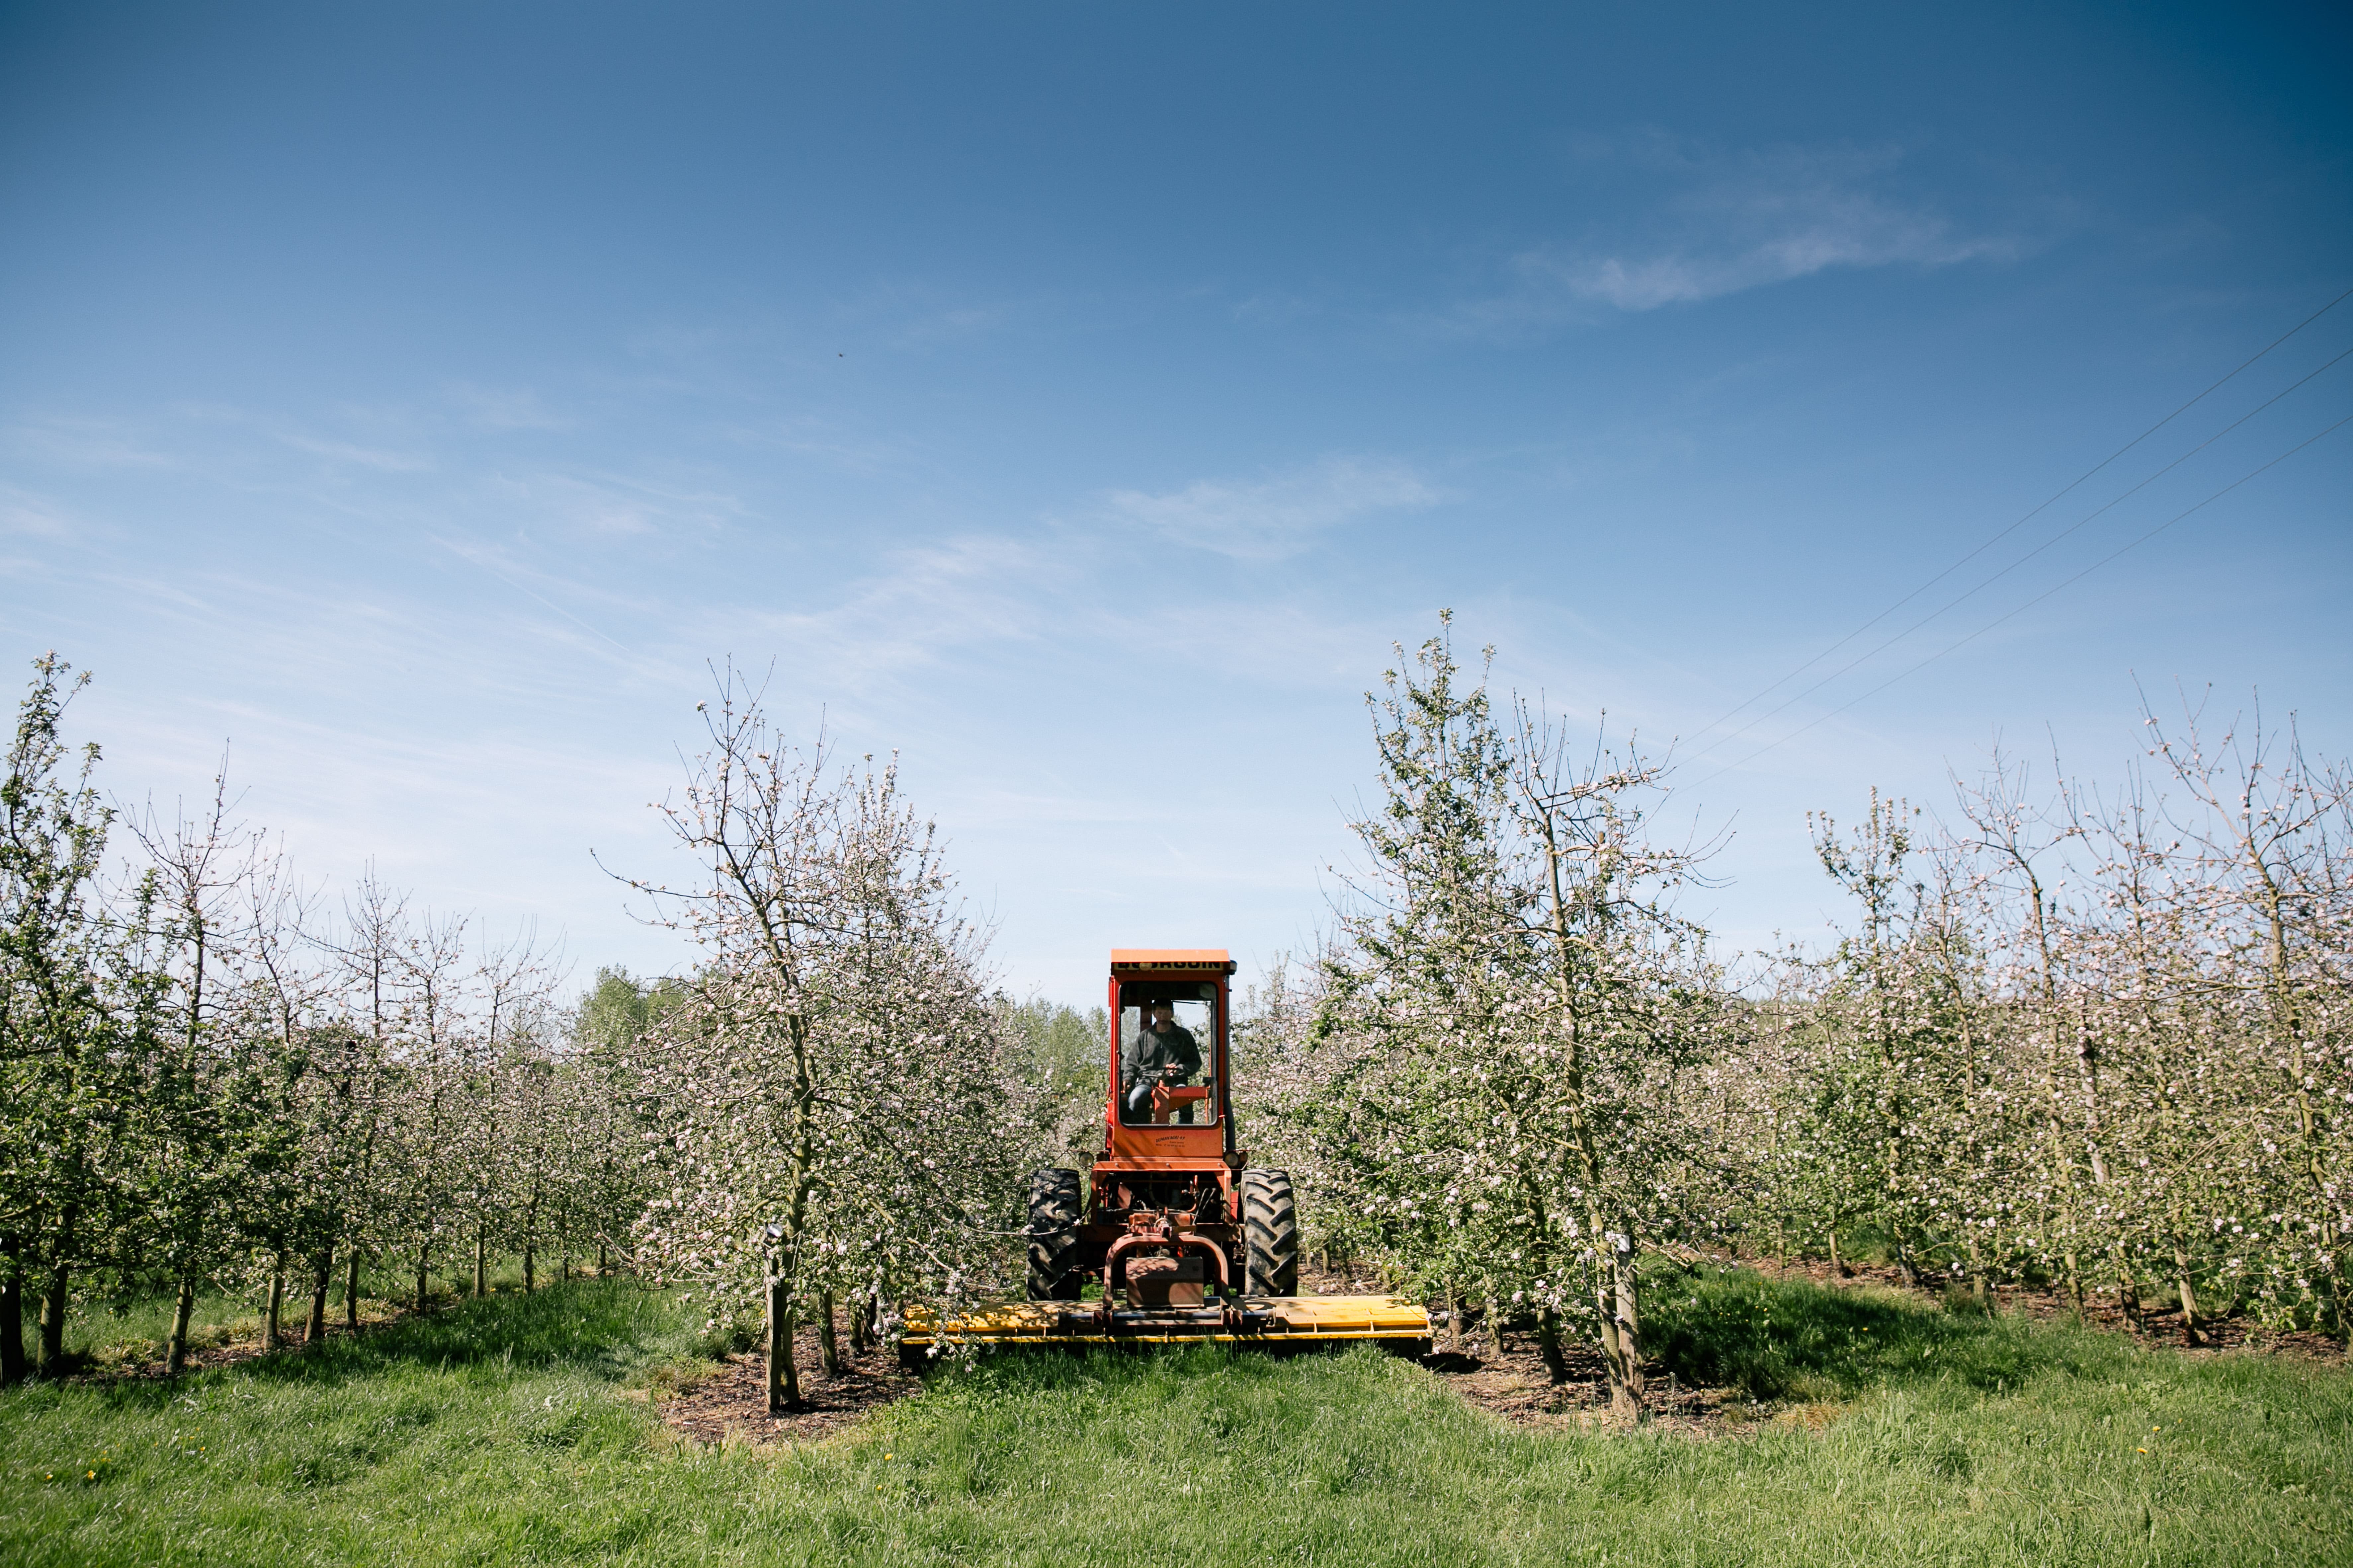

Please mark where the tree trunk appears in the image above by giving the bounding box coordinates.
[166,1276,197,1376]
[848,1292,871,1353]
[1444,1287,1463,1353]
[415,1245,430,1315]
[306,1250,332,1344]
[1607,1248,1645,1417]
[1532,1305,1569,1384]
[818,1290,840,1375]
[767,1274,799,1413]
[1484,1293,1505,1360]
[2174,1234,2205,1347]
[598,1242,609,1276]
[523,1245,535,1295]
[473,1226,486,1298]
[344,1249,362,1333]
[1827,1228,1844,1283]
[1529,804,1644,1418]
[264,1252,287,1353]
[36,1262,69,1377]
[0,1265,24,1387]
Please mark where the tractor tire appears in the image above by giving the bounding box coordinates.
[1026,1167,1083,1301]
[1242,1168,1300,1297]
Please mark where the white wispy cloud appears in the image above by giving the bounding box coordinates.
[5,416,178,471]
[726,415,933,479]
[483,468,747,540]
[448,384,572,431]
[1443,135,2018,332]
[0,485,78,539]
[1097,456,1439,562]
[169,402,435,474]
[827,280,1017,352]
[740,533,1056,691]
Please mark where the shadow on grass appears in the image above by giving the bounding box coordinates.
[62,1278,684,1410]
[1642,1265,2124,1402]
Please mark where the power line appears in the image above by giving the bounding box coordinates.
[1681,409,2353,793]
[1679,282,2353,753]
[1681,340,2353,765]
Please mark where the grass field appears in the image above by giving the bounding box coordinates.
[3,1269,2345,1566]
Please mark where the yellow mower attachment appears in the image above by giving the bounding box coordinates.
[898,1294,1432,1362]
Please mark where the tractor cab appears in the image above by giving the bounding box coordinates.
[1116,989,1217,1125]
[1096,959,1233,1222]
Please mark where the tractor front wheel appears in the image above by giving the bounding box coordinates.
[1026,1167,1083,1300]
[1242,1168,1299,1297]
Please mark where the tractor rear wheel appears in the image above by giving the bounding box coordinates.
[1026,1167,1083,1300]
[1242,1168,1299,1297]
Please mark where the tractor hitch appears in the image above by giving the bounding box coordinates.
[1102,1208,1232,1311]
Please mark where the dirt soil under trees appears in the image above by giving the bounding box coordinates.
[1302,1262,1742,1437]
[74,1256,2335,1446]
[658,1322,922,1447]
[655,1285,1738,1448]
[661,1254,2347,1447]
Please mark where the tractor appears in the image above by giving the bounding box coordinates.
[1027,948,1295,1310]
[898,950,1429,1355]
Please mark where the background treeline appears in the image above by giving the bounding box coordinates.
[1236,620,2352,1414]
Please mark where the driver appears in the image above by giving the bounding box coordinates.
[1122,1000,1203,1123]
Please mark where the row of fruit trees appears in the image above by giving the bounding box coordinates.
[1239,618,2351,1412]
[0,658,1024,1402]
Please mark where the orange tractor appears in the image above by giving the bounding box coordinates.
[899,950,1430,1354]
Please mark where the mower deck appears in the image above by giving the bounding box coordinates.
[900,1294,1432,1354]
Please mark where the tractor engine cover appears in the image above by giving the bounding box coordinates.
[1125,1254,1206,1309]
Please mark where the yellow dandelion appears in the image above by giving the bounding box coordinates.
[2137,1448,2148,1453]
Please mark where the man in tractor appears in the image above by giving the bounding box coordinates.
[1121,1000,1203,1123]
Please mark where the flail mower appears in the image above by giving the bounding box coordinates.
[900,950,1432,1359]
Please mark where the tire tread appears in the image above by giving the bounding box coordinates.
[1026,1167,1083,1300]
[1241,1168,1300,1297]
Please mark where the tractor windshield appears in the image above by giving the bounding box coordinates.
[1117,989,1219,1126]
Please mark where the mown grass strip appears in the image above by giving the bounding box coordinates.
[3,1272,2345,1566]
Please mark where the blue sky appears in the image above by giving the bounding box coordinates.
[5,1,2349,1004]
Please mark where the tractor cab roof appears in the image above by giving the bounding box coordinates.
[1110,949,1236,975]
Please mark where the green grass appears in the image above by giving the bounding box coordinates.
[1644,1265,2096,1403]
[3,1271,2345,1566]
[37,1256,599,1373]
